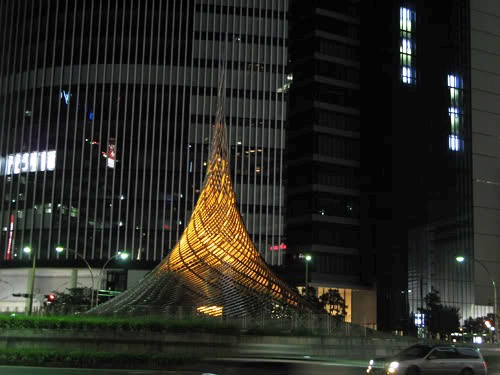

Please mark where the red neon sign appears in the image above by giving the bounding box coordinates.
[269,243,287,251]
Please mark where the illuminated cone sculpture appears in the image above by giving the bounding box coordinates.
[89,71,311,318]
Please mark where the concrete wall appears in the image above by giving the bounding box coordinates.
[471,0,500,311]
[0,328,418,360]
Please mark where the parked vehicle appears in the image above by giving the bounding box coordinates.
[366,343,487,374]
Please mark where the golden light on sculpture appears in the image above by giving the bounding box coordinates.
[89,66,311,317]
[197,305,223,317]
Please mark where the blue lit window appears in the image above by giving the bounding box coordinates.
[400,7,413,31]
[400,39,412,54]
[447,74,463,152]
[448,135,462,151]
[402,67,413,84]
[400,7,416,85]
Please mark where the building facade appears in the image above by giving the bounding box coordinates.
[287,0,477,331]
[286,0,376,327]
[470,0,500,319]
[0,0,289,310]
[362,0,475,331]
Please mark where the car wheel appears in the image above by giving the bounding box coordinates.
[460,369,474,375]
[407,366,420,375]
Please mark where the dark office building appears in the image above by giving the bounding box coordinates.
[286,0,376,327]
[0,0,289,305]
[287,0,474,331]
[361,0,474,331]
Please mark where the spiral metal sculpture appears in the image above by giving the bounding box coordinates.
[89,69,312,318]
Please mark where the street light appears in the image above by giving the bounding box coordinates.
[456,255,498,343]
[55,246,95,308]
[95,251,129,306]
[305,254,312,298]
[23,246,36,316]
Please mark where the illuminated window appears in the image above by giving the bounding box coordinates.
[447,74,460,88]
[400,7,416,85]
[402,67,413,84]
[447,74,463,151]
[448,74,462,101]
[400,7,413,31]
[400,39,412,54]
[449,135,461,151]
[448,107,460,132]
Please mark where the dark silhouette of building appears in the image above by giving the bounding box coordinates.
[287,0,474,331]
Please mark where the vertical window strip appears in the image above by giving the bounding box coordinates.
[106,1,122,261]
[136,0,152,262]
[180,0,191,244]
[42,0,61,260]
[0,2,19,259]
[95,0,111,260]
[80,1,96,260]
[58,1,78,259]
[125,0,140,257]
[277,0,286,266]
[447,74,463,151]
[89,0,103,259]
[265,0,273,265]
[147,1,162,261]
[399,6,416,85]
[157,0,171,260]
[12,1,29,260]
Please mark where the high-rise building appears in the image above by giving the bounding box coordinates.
[362,0,474,331]
[470,0,500,322]
[286,0,479,331]
[286,0,376,327]
[0,0,289,311]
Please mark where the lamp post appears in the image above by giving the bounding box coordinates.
[456,255,498,343]
[23,246,36,316]
[55,246,95,308]
[95,251,129,306]
[305,254,312,298]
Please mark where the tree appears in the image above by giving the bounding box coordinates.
[298,286,323,311]
[47,287,92,314]
[464,314,496,341]
[421,286,460,339]
[319,289,347,320]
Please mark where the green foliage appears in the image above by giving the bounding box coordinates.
[0,348,197,369]
[420,286,461,339]
[319,289,347,319]
[46,287,92,314]
[0,314,240,335]
[298,286,324,312]
[464,314,496,336]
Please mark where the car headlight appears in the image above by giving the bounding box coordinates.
[387,361,399,374]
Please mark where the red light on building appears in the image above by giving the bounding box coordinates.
[269,243,287,251]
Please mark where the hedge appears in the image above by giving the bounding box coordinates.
[0,348,197,369]
[0,314,240,335]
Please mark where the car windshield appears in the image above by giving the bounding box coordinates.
[396,345,432,359]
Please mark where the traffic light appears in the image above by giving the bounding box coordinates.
[45,293,57,304]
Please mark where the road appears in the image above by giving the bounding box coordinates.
[2,356,500,375]
[0,359,364,375]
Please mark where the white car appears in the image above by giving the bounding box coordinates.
[366,344,488,375]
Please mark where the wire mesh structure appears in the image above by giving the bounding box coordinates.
[88,69,312,318]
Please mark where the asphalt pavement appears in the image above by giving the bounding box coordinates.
[2,356,500,375]
[0,360,364,375]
